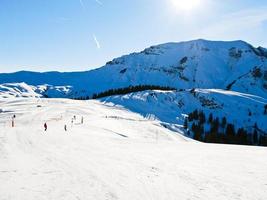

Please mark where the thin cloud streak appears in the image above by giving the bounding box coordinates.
[198,7,267,45]
[79,0,85,9]
[95,0,103,5]
[93,34,101,49]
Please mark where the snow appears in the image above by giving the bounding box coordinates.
[102,89,267,133]
[0,98,267,200]
[0,39,267,199]
[0,83,41,98]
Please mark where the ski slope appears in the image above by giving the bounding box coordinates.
[0,98,267,200]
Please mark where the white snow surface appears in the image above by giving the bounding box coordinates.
[102,89,267,133]
[0,98,267,200]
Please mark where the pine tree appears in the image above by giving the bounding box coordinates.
[221,117,227,129]
[192,109,199,120]
[253,129,258,145]
[259,135,267,146]
[236,128,248,145]
[199,111,206,124]
[208,113,213,124]
[183,118,188,129]
[225,124,236,144]
[193,123,203,141]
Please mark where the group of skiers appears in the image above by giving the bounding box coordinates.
[43,115,84,132]
[10,113,84,132]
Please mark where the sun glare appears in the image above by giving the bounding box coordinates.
[171,0,201,11]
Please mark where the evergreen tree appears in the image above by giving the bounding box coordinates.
[192,109,199,120]
[199,111,206,124]
[183,118,188,129]
[259,135,267,146]
[192,123,203,141]
[253,129,258,145]
[236,128,248,145]
[188,112,194,122]
[208,113,213,124]
[210,117,219,134]
[225,124,236,144]
[221,117,227,129]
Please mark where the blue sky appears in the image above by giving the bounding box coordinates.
[1,0,267,72]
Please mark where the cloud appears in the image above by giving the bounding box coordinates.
[95,0,103,6]
[93,34,101,49]
[79,0,85,9]
[198,7,267,43]
[55,17,70,24]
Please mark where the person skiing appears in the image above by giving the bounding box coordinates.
[11,114,16,127]
[44,123,47,131]
[81,116,83,124]
[64,124,67,131]
[11,116,15,127]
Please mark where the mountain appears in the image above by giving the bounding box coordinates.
[1,39,267,145]
[0,39,267,98]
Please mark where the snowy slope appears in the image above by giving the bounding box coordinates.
[0,83,73,99]
[0,83,41,98]
[101,89,267,134]
[0,98,267,200]
[0,39,266,98]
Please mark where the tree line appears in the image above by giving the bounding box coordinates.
[73,85,176,100]
[184,109,267,146]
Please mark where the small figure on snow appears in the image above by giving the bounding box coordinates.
[64,124,67,131]
[44,123,47,131]
[81,116,84,124]
[11,115,16,127]
[11,118,14,127]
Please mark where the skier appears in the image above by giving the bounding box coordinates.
[81,116,83,124]
[64,124,67,131]
[44,123,47,131]
[11,114,16,127]
[71,118,74,127]
[11,117,14,127]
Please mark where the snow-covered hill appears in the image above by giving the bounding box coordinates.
[0,98,266,200]
[0,83,41,98]
[0,39,267,98]
[101,89,267,135]
[0,83,72,99]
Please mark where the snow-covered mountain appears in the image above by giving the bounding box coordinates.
[0,39,267,98]
[0,39,267,144]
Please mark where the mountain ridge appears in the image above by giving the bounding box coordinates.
[1,39,267,145]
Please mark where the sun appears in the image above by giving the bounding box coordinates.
[171,0,201,11]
